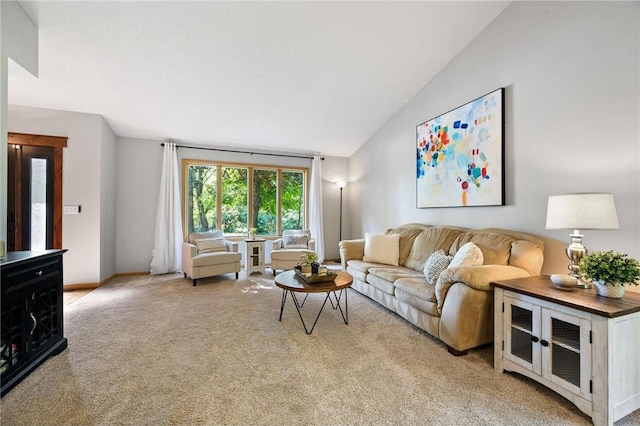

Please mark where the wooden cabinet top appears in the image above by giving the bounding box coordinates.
[0,250,67,268]
[492,275,640,318]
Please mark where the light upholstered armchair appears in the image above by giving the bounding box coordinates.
[182,230,242,286]
[270,229,315,275]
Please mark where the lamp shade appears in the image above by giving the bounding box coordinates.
[545,193,619,230]
[336,181,346,189]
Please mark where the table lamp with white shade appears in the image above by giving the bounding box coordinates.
[545,193,619,288]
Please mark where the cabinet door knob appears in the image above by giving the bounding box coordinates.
[531,336,539,343]
[540,339,549,347]
[36,270,43,276]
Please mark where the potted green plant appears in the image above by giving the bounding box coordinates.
[580,251,640,298]
[298,252,319,274]
[248,228,257,239]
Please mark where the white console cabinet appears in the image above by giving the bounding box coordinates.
[493,276,640,426]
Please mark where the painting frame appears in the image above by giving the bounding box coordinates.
[416,88,505,208]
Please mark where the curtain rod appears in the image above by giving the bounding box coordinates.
[160,143,324,160]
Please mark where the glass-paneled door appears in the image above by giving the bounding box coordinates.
[7,145,55,251]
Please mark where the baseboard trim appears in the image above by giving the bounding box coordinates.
[63,271,150,291]
[115,271,150,277]
[63,283,100,291]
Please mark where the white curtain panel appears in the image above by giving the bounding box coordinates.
[309,155,325,263]
[150,142,184,275]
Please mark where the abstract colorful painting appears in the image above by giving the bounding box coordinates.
[416,88,504,208]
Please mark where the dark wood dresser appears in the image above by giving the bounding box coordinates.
[1,250,68,396]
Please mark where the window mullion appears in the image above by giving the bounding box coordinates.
[247,167,253,234]
[305,171,309,230]
[277,169,282,235]
[216,166,222,231]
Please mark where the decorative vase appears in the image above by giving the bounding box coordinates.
[593,280,626,298]
[248,233,255,240]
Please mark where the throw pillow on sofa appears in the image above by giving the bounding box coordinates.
[363,233,400,266]
[423,249,453,285]
[195,238,227,254]
[449,242,484,267]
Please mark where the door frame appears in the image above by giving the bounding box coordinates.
[8,132,67,249]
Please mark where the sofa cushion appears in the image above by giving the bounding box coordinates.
[367,274,397,295]
[368,266,425,283]
[346,266,367,283]
[363,233,400,266]
[405,227,464,272]
[188,230,224,244]
[423,249,453,284]
[450,231,514,266]
[449,242,483,268]
[195,238,227,254]
[191,251,242,267]
[367,266,424,297]
[509,240,544,276]
[271,249,313,261]
[394,277,437,303]
[346,260,387,274]
[395,288,439,316]
[385,225,427,267]
[346,260,386,283]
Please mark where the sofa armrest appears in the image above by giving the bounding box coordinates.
[435,265,530,313]
[308,238,316,252]
[339,239,365,271]
[183,242,197,257]
[273,239,284,250]
[225,240,239,252]
[182,242,197,270]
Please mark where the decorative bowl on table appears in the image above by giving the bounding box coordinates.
[550,274,578,291]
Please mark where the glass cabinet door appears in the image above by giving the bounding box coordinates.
[541,309,591,397]
[503,297,541,375]
[0,293,27,380]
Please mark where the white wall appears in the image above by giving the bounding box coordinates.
[320,156,349,260]
[115,137,162,273]
[1,1,38,243]
[349,2,640,279]
[7,105,115,285]
[0,2,38,77]
[100,119,117,280]
[115,138,349,272]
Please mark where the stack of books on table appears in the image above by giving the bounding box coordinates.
[294,265,336,283]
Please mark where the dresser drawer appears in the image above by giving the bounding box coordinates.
[2,258,60,292]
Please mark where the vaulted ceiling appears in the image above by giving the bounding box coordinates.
[9,1,510,157]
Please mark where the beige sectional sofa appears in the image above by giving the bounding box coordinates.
[339,224,544,355]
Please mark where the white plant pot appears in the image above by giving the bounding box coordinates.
[593,280,626,298]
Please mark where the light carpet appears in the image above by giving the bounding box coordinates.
[1,272,638,425]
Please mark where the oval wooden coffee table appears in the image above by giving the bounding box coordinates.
[274,270,353,334]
